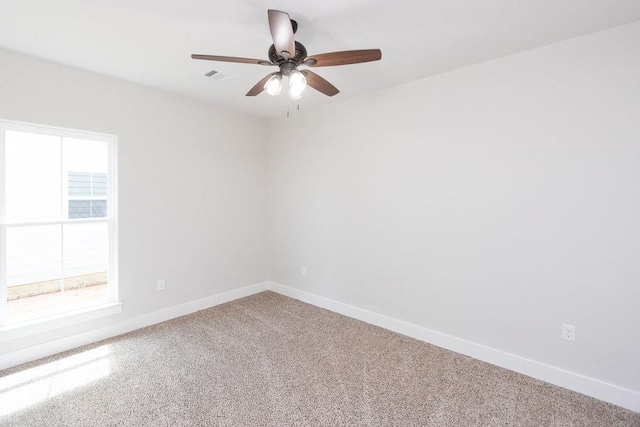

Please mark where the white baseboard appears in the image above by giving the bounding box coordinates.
[267,281,640,413]
[0,281,269,371]
[3,280,638,413]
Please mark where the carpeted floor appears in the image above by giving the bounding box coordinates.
[1,291,638,426]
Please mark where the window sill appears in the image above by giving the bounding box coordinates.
[0,302,122,343]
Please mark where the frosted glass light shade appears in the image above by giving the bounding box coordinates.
[265,74,282,96]
[288,70,307,99]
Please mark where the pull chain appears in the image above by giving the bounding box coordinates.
[285,102,301,118]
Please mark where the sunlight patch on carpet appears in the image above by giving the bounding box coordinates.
[0,344,112,417]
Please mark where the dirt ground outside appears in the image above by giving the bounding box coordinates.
[7,272,107,300]
[6,272,108,320]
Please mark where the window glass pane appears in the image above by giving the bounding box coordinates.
[62,138,107,178]
[63,222,108,286]
[5,131,61,222]
[63,138,108,219]
[6,225,63,320]
[5,223,109,321]
[6,225,62,287]
[91,200,107,218]
[69,200,91,219]
[68,172,91,197]
[92,173,108,197]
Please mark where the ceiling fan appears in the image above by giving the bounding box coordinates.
[191,9,382,98]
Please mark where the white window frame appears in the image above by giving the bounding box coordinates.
[0,119,120,336]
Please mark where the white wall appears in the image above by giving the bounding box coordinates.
[267,21,640,394]
[0,48,268,352]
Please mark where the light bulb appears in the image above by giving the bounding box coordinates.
[288,70,307,99]
[264,74,282,96]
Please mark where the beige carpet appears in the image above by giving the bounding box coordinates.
[1,291,638,426]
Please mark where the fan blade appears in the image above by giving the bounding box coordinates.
[191,54,273,66]
[301,70,339,97]
[246,72,279,96]
[268,10,296,60]
[304,49,382,67]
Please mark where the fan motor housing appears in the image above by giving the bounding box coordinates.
[268,41,308,69]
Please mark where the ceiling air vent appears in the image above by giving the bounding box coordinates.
[204,69,236,82]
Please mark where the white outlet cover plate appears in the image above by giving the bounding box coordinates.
[562,323,576,342]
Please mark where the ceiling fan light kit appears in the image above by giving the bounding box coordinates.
[191,9,381,99]
[262,70,307,99]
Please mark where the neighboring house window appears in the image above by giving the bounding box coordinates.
[68,171,108,219]
[0,120,118,324]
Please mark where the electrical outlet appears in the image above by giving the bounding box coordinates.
[157,279,166,291]
[301,266,307,276]
[561,323,575,342]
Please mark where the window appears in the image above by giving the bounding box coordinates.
[0,120,118,325]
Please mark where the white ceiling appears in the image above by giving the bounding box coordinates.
[1,1,640,119]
